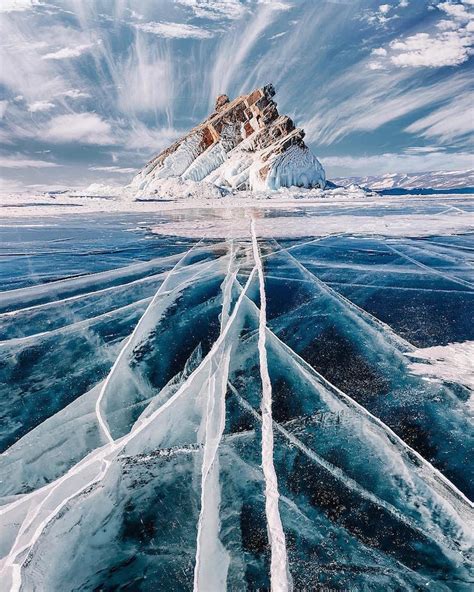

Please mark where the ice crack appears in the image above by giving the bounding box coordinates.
[251,218,292,592]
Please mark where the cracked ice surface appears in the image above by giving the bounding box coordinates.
[0,203,473,591]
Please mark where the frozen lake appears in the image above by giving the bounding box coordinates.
[0,199,473,590]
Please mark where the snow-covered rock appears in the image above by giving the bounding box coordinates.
[130,84,326,197]
[79,183,126,197]
[134,178,229,200]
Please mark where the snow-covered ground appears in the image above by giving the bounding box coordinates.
[148,202,474,239]
[406,341,474,391]
[1,180,368,216]
[1,183,473,240]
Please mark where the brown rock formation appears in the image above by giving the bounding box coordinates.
[131,84,325,193]
[215,94,230,111]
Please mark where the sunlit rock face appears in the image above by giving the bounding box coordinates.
[131,84,326,195]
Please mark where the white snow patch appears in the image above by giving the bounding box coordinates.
[130,133,205,193]
[132,177,228,200]
[149,203,474,239]
[406,341,474,391]
[80,184,126,196]
[182,142,227,182]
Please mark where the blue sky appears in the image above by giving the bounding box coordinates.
[0,0,473,191]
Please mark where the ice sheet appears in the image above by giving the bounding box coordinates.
[0,204,472,591]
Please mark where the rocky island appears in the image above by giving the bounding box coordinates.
[130,84,326,197]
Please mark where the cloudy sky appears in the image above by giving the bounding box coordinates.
[0,0,473,191]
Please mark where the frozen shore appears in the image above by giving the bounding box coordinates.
[1,186,473,240]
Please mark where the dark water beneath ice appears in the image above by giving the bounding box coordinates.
[0,207,472,591]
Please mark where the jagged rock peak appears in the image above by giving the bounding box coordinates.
[215,94,230,111]
[131,84,325,195]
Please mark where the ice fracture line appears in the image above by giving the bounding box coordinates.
[251,217,292,592]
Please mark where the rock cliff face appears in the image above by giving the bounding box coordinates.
[131,84,326,195]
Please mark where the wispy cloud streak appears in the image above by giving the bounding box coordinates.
[0,0,472,186]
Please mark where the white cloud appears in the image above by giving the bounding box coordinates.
[135,21,213,39]
[58,89,91,99]
[269,31,287,40]
[390,31,473,67]
[210,3,278,101]
[304,71,472,146]
[322,150,474,176]
[406,94,474,142]
[176,0,291,20]
[89,166,137,174]
[0,154,60,168]
[353,77,470,132]
[404,146,446,154]
[128,9,144,21]
[438,2,470,22]
[27,100,55,112]
[0,0,471,186]
[0,20,68,101]
[373,1,474,68]
[368,61,385,69]
[42,43,94,60]
[0,0,41,12]
[437,18,459,31]
[174,0,248,21]
[125,124,181,150]
[43,113,116,145]
[0,101,8,119]
[117,38,174,116]
[363,2,396,26]
[368,48,388,70]
[258,0,292,10]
